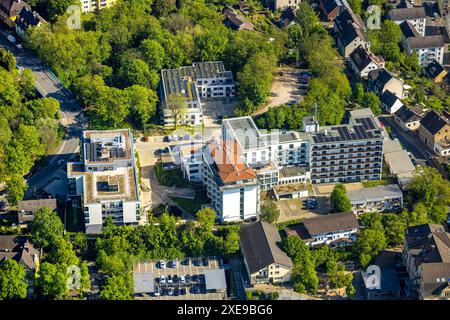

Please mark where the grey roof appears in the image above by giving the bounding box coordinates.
[420,263,450,298]
[399,21,419,39]
[334,9,368,47]
[405,224,450,265]
[381,90,402,109]
[0,235,39,270]
[85,224,103,234]
[368,69,394,87]
[301,212,360,236]
[420,110,449,135]
[133,272,154,294]
[240,221,293,274]
[424,59,447,79]
[362,268,401,292]
[384,150,416,175]
[383,138,403,154]
[389,7,427,20]
[394,105,421,123]
[17,198,57,213]
[407,35,444,49]
[204,269,227,290]
[347,184,403,203]
[312,117,383,144]
[349,46,375,72]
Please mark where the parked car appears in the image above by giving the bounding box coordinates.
[15,43,23,49]
[191,286,200,294]
[199,274,205,283]
[202,258,209,266]
[159,260,165,269]
[174,288,180,296]
[172,134,178,141]
[179,275,186,284]
[159,275,166,284]
[184,134,190,141]
[154,286,160,296]
[192,274,199,282]
[154,149,163,156]
[167,275,173,284]
[173,275,179,283]
[169,260,177,268]
[167,288,174,296]
[185,274,191,283]
[181,258,190,266]
[179,288,186,296]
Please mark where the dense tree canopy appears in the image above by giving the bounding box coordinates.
[260,200,280,224]
[330,184,352,213]
[0,259,28,300]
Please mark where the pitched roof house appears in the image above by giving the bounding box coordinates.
[380,90,404,114]
[394,105,421,131]
[0,235,40,270]
[222,6,254,31]
[333,9,370,58]
[418,110,450,156]
[348,45,385,80]
[17,198,57,225]
[285,212,360,247]
[319,0,344,22]
[15,6,45,38]
[368,69,406,99]
[424,59,448,83]
[402,224,450,299]
[0,0,29,27]
[240,221,293,284]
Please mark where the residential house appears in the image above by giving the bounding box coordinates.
[172,143,203,182]
[277,5,297,28]
[347,184,404,215]
[160,61,235,126]
[67,129,141,234]
[405,35,445,66]
[402,224,450,299]
[262,0,300,10]
[418,110,450,156]
[424,59,448,83]
[0,0,29,28]
[15,6,45,38]
[388,7,427,36]
[223,6,254,31]
[0,235,40,297]
[362,268,401,300]
[394,105,422,131]
[240,221,293,284]
[16,198,57,226]
[202,140,260,222]
[319,0,343,22]
[80,0,117,13]
[285,212,360,247]
[380,90,404,114]
[333,9,370,58]
[368,69,406,99]
[348,45,385,80]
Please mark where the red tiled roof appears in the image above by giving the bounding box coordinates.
[207,140,256,184]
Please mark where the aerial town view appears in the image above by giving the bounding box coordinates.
[0,0,449,309]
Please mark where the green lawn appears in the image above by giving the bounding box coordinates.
[362,180,388,188]
[170,192,210,215]
[154,162,189,187]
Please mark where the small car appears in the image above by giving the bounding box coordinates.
[179,275,186,284]
[153,286,160,296]
[167,275,173,284]
[185,274,191,283]
[179,288,186,295]
[202,258,209,266]
[159,260,165,269]
[159,275,166,284]
[199,274,205,283]
[173,275,179,283]
[167,288,174,296]
[169,260,177,268]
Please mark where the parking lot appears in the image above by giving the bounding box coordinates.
[133,257,227,300]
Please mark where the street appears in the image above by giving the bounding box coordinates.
[0,28,86,197]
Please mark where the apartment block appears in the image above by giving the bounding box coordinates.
[80,0,117,13]
[309,116,384,184]
[160,61,235,126]
[67,129,140,234]
[388,7,427,36]
[202,140,260,222]
[171,143,203,183]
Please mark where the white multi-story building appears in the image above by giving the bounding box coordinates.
[405,36,445,66]
[80,0,117,13]
[160,61,235,126]
[202,140,260,222]
[67,129,140,234]
[388,7,427,36]
[172,143,203,183]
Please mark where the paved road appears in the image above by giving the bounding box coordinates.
[0,29,86,197]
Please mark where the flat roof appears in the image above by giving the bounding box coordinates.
[133,272,154,294]
[83,129,132,164]
[384,150,415,175]
[279,166,308,178]
[347,184,403,203]
[204,269,227,290]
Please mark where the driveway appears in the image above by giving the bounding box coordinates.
[253,66,307,116]
[202,98,237,127]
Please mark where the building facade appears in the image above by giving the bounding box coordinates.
[67,129,140,234]
[347,184,403,215]
[418,110,450,157]
[80,0,117,13]
[160,61,235,126]
[15,6,45,38]
[388,7,427,36]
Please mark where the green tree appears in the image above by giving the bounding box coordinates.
[140,39,165,71]
[0,47,16,71]
[37,262,68,299]
[354,220,387,267]
[31,207,64,248]
[0,259,27,300]
[381,213,406,246]
[124,85,158,129]
[196,208,216,229]
[330,184,352,213]
[165,93,188,129]
[362,92,381,116]
[260,200,280,224]
[99,275,132,300]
